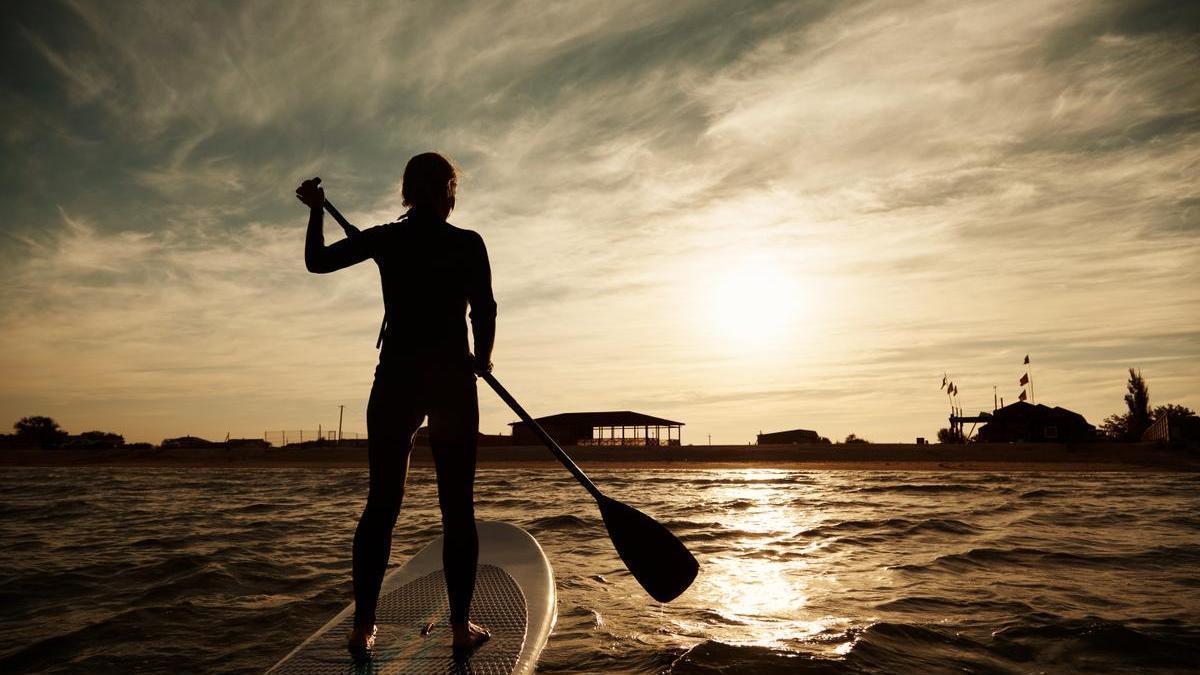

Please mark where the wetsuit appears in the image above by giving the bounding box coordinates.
[305,206,497,629]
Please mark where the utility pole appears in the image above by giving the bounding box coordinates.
[336,401,345,444]
[993,386,998,412]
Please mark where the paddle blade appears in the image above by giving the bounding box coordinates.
[598,496,699,602]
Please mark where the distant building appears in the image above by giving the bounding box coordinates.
[757,428,829,445]
[412,428,513,447]
[161,436,219,449]
[976,402,1095,443]
[476,433,513,447]
[510,411,683,447]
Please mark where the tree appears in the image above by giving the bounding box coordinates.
[1101,405,1196,440]
[844,433,870,444]
[937,427,964,444]
[1152,404,1197,424]
[13,416,68,449]
[67,431,125,449]
[1123,368,1151,440]
[1100,365,1195,441]
[1099,413,1128,440]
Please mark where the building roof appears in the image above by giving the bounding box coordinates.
[759,428,819,436]
[990,401,1089,423]
[509,411,684,427]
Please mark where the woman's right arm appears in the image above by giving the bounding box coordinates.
[298,177,372,273]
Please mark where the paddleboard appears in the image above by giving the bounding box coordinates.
[268,521,556,675]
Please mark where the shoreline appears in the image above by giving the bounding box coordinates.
[2,442,1196,472]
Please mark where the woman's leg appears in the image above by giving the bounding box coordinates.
[352,371,424,631]
[428,367,483,640]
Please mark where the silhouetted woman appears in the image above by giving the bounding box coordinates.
[296,152,496,656]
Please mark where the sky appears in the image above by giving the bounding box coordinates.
[1,0,1197,444]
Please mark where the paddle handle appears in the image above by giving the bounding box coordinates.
[480,371,605,502]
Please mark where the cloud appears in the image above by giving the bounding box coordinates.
[0,0,1197,442]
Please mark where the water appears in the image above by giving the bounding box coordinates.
[1,468,1198,674]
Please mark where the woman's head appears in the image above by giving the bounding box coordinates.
[402,152,457,216]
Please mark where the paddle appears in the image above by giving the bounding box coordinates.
[479,371,699,603]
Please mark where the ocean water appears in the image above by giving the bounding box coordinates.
[1,467,1198,674]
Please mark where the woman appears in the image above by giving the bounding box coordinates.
[296,152,496,656]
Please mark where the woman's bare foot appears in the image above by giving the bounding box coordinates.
[346,623,377,658]
[450,621,491,650]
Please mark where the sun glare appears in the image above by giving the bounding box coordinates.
[702,261,804,348]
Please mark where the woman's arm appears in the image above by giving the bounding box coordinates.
[304,207,373,273]
[297,177,372,273]
[467,231,498,373]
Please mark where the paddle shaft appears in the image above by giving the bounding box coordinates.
[323,198,359,237]
[480,371,605,502]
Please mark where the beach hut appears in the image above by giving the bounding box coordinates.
[756,428,829,445]
[976,401,1095,443]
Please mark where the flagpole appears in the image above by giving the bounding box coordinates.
[1029,361,1035,404]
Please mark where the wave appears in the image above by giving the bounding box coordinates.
[525,514,597,532]
[719,498,760,510]
[893,543,1200,573]
[1161,514,1200,530]
[989,619,1200,670]
[669,622,1028,675]
[667,640,837,674]
[1019,488,1057,498]
[853,483,984,494]
[800,517,980,539]
[873,595,1035,615]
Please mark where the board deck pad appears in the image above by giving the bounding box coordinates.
[270,564,527,675]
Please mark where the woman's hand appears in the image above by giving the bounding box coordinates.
[472,355,493,376]
[296,177,324,210]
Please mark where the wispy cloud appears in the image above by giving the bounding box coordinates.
[0,0,1197,442]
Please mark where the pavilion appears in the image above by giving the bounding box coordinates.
[509,411,683,447]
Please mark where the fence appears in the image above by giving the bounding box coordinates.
[579,437,676,447]
[1143,415,1169,442]
[263,430,365,447]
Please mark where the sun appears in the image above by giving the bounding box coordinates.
[702,260,803,348]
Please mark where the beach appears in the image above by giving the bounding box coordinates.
[2,442,1196,472]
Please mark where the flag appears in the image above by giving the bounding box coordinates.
[1024,354,1030,364]
[1019,390,1027,401]
[1019,373,1029,386]
[952,384,958,396]
[941,374,947,390]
